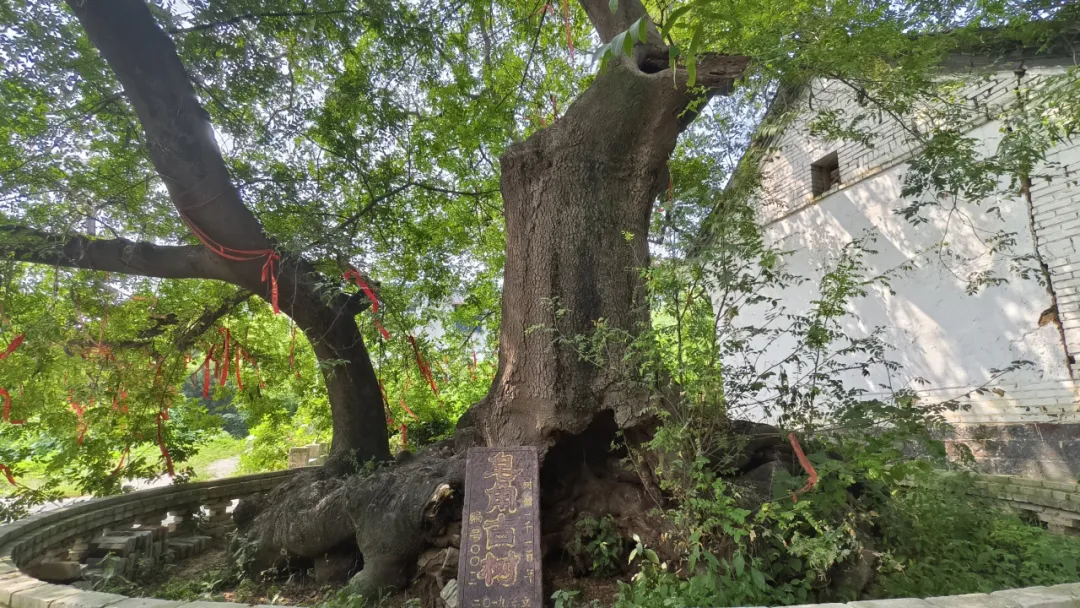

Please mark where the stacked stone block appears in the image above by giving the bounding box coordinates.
[0,470,299,608]
[286,443,328,470]
[972,474,1080,535]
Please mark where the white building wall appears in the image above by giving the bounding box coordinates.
[737,65,1080,426]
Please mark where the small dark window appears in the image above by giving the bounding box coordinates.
[811,152,841,196]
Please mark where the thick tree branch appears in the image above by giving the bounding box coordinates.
[65,0,272,267]
[63,0,393,465]
[174,290,255,349]
[578,0,661,44]
[0,225,234,281]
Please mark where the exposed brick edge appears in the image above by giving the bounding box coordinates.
[0,468,313,608]
[970,473,1080,533]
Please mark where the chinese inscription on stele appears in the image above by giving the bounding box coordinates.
[458,447,542,608]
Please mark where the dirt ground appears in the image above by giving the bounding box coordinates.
[127,543,624,607]
[131,546,420,607]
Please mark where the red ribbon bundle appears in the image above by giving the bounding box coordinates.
[261,253,281,314]
[178,209,281,314]
[69,390,89,445]
[112,445,130,477]
[201,344,217,398]
[561,0,574,60]
[788,432,819,502]
[0,388,22,425]
[240,348,265,388]
[234,347,244,390]
[1,334,25,424]
[407,335,440,399]
[112,389,129,414]
[344,268,390,340]
[0,334,25,360]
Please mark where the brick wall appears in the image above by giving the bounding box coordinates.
[757,68,1055,226]
[972,473,1080,536]
[736,62,1080,474]
[1030,138,1080,363]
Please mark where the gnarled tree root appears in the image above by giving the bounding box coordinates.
[236,439,466,597]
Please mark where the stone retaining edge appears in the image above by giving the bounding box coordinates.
[0,468,311,608]
[3,471,1080,608]
[970,473,1080,534]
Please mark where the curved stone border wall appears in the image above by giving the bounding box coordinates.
[2,470,1079,608]
[973,473,1080,535]
[0,469,305,608]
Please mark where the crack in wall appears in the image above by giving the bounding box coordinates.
[1021,174,1076,380]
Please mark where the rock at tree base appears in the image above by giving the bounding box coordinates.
[441,579,460,608]
[458,447,542,608]
[24,561,82,583]
[314,551,361,585]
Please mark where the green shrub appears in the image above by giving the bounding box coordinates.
[567,514,627,576]
[871,472,1080,597]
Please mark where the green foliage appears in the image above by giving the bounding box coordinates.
[872,473,1080,597]
[316,586,404,608]
[567,514,627,577]
[0,0,522,509]
[552,589,601,608]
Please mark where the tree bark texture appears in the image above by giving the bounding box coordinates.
[457,55,749,454]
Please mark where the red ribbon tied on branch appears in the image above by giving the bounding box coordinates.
[240,348,265,389]
[0,334,25,424]
[0,334,25,360]
[178,210,281,314]
[394,376,421,423]
[407,334,440,400]
[343,268,390,340]
[0,463,15,486]
[561,0,574,61]
[112,445,130,477]
[157,412,174,476]
[261,253,281,314]
[217,328,231,387]
[69,390,89,445]
[201,344,217,399]
[234,347,244,391]
[788,432,819,502]
[0,387,23,425]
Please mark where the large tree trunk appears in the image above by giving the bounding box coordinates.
[285,284,393,472]
[458,55,748,452]
[239,50,748,600]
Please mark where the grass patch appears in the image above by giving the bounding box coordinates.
[183,433,248,481]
